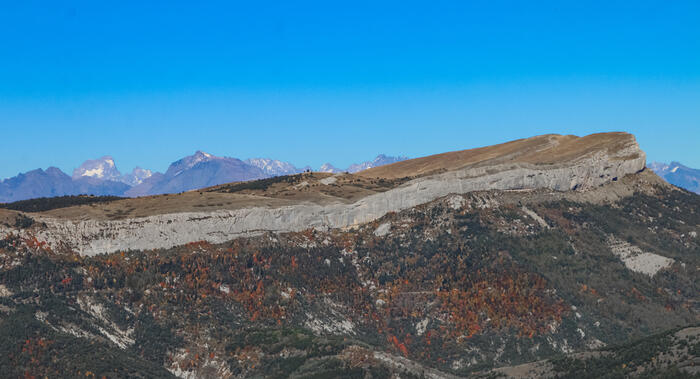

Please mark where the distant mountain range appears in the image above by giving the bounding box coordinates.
[648,161,700,194]
[318,154,409,173]
[0,153,408,202]
[3,155,697,203]
[125,151,270,197]
[0,167,130,203]
[72,156,154,186]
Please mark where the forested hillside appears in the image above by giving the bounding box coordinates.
[1,184,698,377]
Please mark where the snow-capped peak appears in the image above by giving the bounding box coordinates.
[192,151,216,164]
[120,167,154,186]
[165,150,220,178]
[346,154,409,173]
[244,158,301,176]
[319,163,342,173]
[317,154,408,174]
[73,156,122,181]
[648,161,700,194]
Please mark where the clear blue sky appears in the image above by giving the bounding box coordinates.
[1,1,699,178]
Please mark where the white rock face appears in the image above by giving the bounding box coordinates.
[0,140,646,256]
[0,284,12,297]
[521,206,550,228]
[320,175,339,185]
[374,222,391,237]
[304,298,356,335]
[76,296,134,349]
[607,236,675,276]
[447,195,465,210]
[416,318,429,336]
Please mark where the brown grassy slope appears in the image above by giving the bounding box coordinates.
[0,209,21,226]
[38,173,412,221]
[33,132,641,221]
[38,191,295,221]
[358,132,640,179]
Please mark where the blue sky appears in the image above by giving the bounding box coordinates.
[1,1,699,178]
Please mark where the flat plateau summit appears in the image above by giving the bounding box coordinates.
[2,132,646,256]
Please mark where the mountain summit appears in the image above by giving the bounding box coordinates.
[120,167,154,186]
[318,154,409,173]
[72,156,155,187]
[0,166,129,203]
[244,158,302,176]
[648,161,700,194]
[346,154,409,173]
[72,156,121,182]
[164,150,216,177]
[129,151,268,196]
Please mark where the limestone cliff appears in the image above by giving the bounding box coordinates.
[1,132,647,256]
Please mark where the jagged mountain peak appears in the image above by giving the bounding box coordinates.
[649,160,700,193]
[317,154,409,174]
[193,150,214,159]
[319,163,341,173]
[72,156,121,181]
[45,166,68,176]
[131,151,268,195]
[347,154,409,173]
[244,158,301,176]
[165,150,221,178]
[120,167,154,186]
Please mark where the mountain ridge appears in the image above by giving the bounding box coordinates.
[0,153,408,202]
[649,161,700,194]
[0,166,131,203]
[1,132,648,255]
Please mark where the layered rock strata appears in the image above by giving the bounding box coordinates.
[1,134,646,256]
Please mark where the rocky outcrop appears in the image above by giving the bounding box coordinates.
[1,134,646,256]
